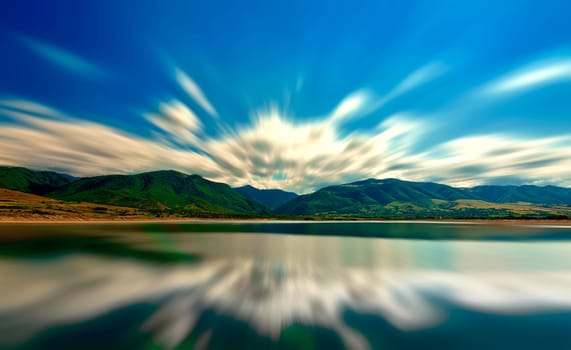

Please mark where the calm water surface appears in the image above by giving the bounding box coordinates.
[1,221,571,349]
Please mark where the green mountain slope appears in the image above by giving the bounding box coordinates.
[468,185,571,205]
[275,178,474,215]
[275,178,571,218]
[234,185,297,210]
[0,166,75,194]
[47,170,267,217]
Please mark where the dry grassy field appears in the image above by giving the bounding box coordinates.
[0,189,150,221]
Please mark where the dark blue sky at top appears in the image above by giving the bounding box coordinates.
[0,0,571,191]
[2,0,570,134]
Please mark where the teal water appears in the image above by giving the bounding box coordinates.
[1,221,571,349]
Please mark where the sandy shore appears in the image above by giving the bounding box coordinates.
[0,216,258,224]
[1,216,571,226]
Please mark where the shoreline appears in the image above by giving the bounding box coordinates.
[1,217,571,226]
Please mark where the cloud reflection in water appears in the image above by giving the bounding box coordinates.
[1,230,571,349]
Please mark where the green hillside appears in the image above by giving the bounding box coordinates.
[276,179,474,216]
[468,185,571,205]
[47,170,267,217]
[0,166,75,194]
[275,178,571,219]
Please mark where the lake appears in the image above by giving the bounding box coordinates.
[1,221,571,349]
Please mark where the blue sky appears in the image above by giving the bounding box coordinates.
[1,0,571,193]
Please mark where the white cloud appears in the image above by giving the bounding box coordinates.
[0,102,220,177]
[391,61,448,97]
[395,134,571,187]
[202,107,426,193]
[483,58,571,95]
[363,61,449,114]
[328,89,373,123]
[145,100,202,145]
[175,68,218,117]
[17,35,106,79]
[0,98,65,117]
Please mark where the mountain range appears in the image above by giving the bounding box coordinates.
[274,178,571,218]
[1,166,570,219]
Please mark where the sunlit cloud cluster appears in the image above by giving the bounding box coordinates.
[1,37,571,193]
[203,108,427,192]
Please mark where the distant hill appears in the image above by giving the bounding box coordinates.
[48,170,267,217]
[468,185,571,205]
[0,166,75,194]
[275,179,474,216]
[234,185,297,210]
[275,178,571,218]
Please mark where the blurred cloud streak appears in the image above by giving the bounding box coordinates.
[175,68,218,117]
[328,89,374,124]
[390,62,448,99]
[16,35,107,79]
[145,100,203,145]
[0,100,221,177]
[483,58,571,96]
